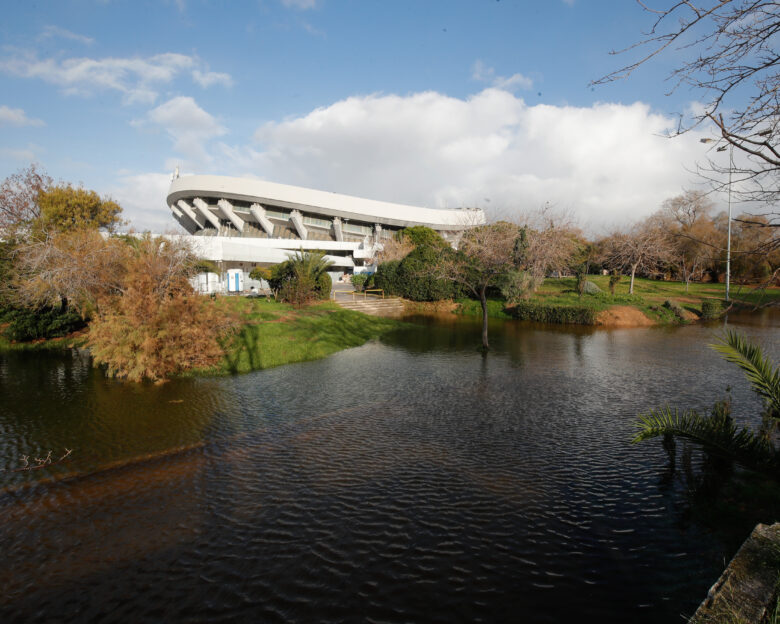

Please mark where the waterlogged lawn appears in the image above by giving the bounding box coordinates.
[196,297,405,374]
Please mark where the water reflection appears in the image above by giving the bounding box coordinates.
[1,311,779,623]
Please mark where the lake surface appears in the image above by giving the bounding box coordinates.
[1,311,778,623]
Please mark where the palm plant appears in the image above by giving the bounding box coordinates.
[634,330,780,481]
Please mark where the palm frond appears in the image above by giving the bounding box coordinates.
[634,406,779,479]
[711,330,780,417]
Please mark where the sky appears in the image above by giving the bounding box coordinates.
[0,0,731,234]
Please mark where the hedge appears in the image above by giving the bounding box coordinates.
[507,301,597,325]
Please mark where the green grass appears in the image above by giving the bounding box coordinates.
[193,297,406,375]
[454,277,780,326]
[0,331,87,352]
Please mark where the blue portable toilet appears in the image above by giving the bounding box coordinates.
[227,268,244,293]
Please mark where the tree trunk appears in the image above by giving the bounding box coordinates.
[629,265,637,294]
[480,286,489,351]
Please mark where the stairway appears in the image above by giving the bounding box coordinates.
[335,296,405,317]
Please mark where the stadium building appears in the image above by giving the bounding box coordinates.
[166,174,485,292]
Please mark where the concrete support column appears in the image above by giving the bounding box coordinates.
[176,200,205,229]
[332,217,344,241]
[249,203,275,236]
[217,199,245,233]
[290,209,308,240]
[193,197,222,230]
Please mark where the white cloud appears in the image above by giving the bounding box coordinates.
[0,105,44,127]
[38,25,94,45]
[248,89,713,233]
[192,69,233,88]
[472,60,533,91]
[108,172,183,232]
[282,0,319,9]
[0,51,232,104]
[142,96,227,166]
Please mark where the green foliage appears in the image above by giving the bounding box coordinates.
[635,331,780,481]
[711,330,780,418]
[37,184,123,233]
[350,273,368,291]
[2,305,86,341]
[635,404,779,478]
[583,280,602,295]
[575,264,588,297]
[608,271,622,295]
[249,266,272,282]
[455,298,513,319]
[396,244,457,301]
[267,251,334,307]
[508,301,597,325]
[374,260,401,295]
[663,299,686,321]
[195,259,218,274]
[398,225,447,248]
[702,299,725,319]
[499,269,536,303]
[315,271,332,299]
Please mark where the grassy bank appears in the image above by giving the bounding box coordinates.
[193,297,405,375]
[455,276,780,325]
[1,298,405,375]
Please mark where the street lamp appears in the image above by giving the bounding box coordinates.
[700,138,733,302]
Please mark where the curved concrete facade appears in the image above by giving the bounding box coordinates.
[166,174,485,287]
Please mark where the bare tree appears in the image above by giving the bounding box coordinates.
[436,221,522,350]
[660,190,720,290]
[0,164,52,233]
[7,229,129,313]
[595,2,780,212]
[600,219,673,294]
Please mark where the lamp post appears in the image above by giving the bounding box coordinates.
[700,138,733,301]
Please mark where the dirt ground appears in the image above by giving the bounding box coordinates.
[595,306,655,327]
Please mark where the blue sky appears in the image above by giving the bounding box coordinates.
[1,1,724,232]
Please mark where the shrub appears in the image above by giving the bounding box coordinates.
[351,273,368,291]
[663,299,686,321]
[508,301,597,325]
[575,264,588,297]
[195,259,218,274]
[583,281,602,295]
[315,271,332,299]
[396,244,456,301]
[374,260,401,295]
[398,225,447,249]
[702,299,725,319]
[608,271,622,295]
[2,306,86,341]
[249,266,272,282]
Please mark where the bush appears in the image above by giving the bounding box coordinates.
[608,271,622,295]
[702,299,725,319]
[663,299,686,321]
[249,266,272,282]
[315,271,332,299]
[583,281,602,295]
[396,245,456,301]
[374,260,401,295]
[508,301,597,325]
[398,226,447,249]
[351,273,368,291]
[2,305,87,342]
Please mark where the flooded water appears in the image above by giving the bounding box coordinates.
[1,311,778,623]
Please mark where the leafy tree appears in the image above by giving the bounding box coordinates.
[635,330,780,481]
[37,184,123,233]
[350,273,368,291]
[195,259,219,274]
[397,244,458,302]
[249,266,271,282]
[399,225,448,248]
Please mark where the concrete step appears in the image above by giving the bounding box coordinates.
[334,297,405,316]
